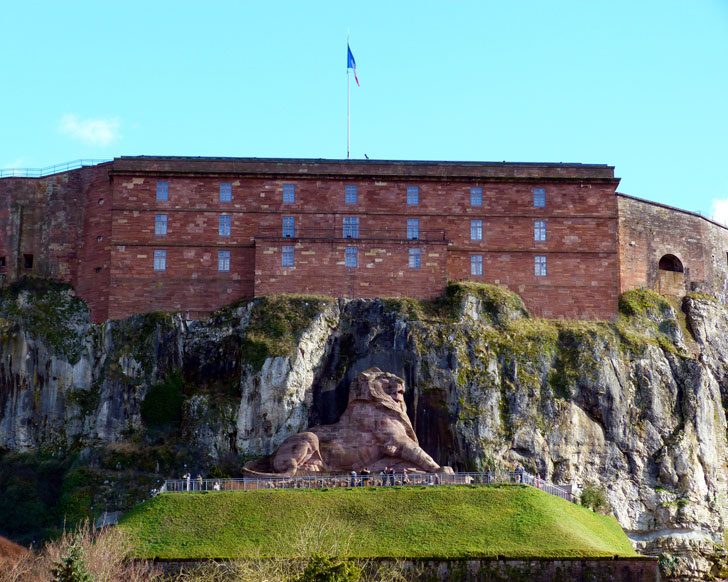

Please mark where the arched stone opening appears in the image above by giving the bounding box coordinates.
[659,254,684,273]
[657,254,685,296]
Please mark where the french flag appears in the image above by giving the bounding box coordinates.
[347,44,359,86]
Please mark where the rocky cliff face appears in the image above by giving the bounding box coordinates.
[1,279,727,580]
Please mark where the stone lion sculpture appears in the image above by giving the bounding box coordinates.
[243,368,451,477]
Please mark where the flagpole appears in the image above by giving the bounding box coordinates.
[347,32,350,160]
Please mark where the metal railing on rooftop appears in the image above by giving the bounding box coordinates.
[256,226,447,242]
[158,470,573,502]
[0,159,111,178]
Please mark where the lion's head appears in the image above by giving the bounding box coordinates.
[349,368,406,412]
[347,368,418,443]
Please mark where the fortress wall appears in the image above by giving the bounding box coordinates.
[0,172,87,282]
[108,245,255,320]
[1,158,621,320]
[618,194,728,301]
[448,250,619,320]
[0,183,16,279]
[0,166,113,321]
[254,240,448,300]
[107,159,619,320]
[74,164,113,322]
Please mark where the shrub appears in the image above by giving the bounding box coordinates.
[296,554,361,582]
[141,373,184,428]
[580,485,610,514]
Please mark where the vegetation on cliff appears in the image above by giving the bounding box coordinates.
[0,277,89,365]
[239,294,333,371]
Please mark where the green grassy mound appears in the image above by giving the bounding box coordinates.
[119,485,636,560]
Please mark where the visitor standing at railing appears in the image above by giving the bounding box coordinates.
[160,471,573,503]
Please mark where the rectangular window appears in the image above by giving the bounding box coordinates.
[154,249,166,271]
[471,220,483,241]
[345,246,358,268]
[343,216,359,238]
[23,254,33,269]
[283,184,295,203]
[220,183,232,202]
[282,245,294,267]
[0,256,5,268]
[471,187,482,206]
[533,187,546,208]
[471,255,483,276]
[282,216,295,237]
[345,185,358,205]
[407,218,419,240]
[218,250,231,271]
[535,255,547,277]
[156,181,169,201]
[407,186,419,205]
[155,214,168,236]
[219,215,231,236]
[409,248,421,269]
[534,220,546,241]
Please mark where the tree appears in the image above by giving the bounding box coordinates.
[50,541,94,582]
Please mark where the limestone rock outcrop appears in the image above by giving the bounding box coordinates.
[2,280,728,580]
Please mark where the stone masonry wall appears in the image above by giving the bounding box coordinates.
[157,558,659,582]
[0,174,83,281]
[106,158,620,320]
[72,165,113,322]
[254,240,448,300]
[618,193,728,301]
[1,158,622,321]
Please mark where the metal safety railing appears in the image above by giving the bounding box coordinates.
[160,471,573,502]
[0,159,111,178]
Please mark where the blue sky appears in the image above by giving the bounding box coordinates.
[2,1,727,219]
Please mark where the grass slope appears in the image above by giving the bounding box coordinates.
[119,485,635,560]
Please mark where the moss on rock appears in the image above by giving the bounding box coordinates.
[0,277,89,365]
[241,294,332,371]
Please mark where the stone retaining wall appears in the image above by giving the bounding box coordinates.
[153,557,659,582]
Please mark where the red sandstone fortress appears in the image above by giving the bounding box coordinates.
[1,156,726,323]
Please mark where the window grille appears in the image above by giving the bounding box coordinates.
[282,246,294,266]
[155,214,168,235]
[345,246,358,267]
[154,249,166,271]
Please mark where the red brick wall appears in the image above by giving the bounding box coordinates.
[108,245,254,320]
[1,158,624,321]
[0,166,114,321]
[618,194,728,301]
[447,250,618,320]
[74,165,113,322]
[254,240,448,299]
[108,159,619,319]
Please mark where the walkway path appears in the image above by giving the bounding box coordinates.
[159,470,573,502]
